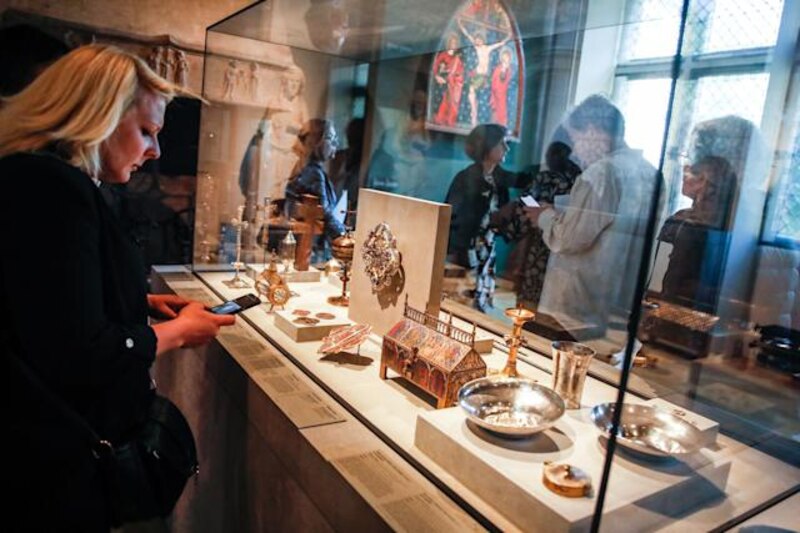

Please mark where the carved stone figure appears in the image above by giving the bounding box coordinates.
[165,48,176,82]
[156,46,168,78]
[175,50,189,87]
[222,60,238,100]
[248,62,259,100]
[261,65,308,200]
[147,46,160,72]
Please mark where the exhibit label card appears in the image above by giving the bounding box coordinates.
[173,286,219,307]
[332,450,480,532]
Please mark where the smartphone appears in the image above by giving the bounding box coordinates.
[519,195,540,207]
[210,293,261,314]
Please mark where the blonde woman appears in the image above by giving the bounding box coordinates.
[0,44,234,531]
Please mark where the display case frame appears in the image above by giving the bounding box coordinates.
[186,0,800,530]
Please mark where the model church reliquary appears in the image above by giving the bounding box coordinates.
[380,297,486,408]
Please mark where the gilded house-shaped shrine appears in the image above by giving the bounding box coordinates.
[380,298,486,408]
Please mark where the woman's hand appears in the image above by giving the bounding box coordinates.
[147,294,189,319]
[175,302,235,347]
[523,204,553,227]
[153,302,235,355]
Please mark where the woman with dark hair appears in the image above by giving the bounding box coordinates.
[445,123,530,311]
[658,116,748,311]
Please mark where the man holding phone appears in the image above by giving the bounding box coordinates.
[524,96,662,339]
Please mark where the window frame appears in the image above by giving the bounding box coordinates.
[760,46,800,248]
[613,0,798,246]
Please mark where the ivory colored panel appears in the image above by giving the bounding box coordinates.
[349,189,451,336]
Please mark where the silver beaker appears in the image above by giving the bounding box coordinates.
[551,341,595,409]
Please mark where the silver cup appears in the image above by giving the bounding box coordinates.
[551,341,596,409]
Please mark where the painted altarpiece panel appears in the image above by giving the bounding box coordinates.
[426,0,525,139]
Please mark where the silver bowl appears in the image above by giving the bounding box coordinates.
[590,403,704,457]
[458,376,565,437]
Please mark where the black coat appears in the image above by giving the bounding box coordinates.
[658,213,731,312]
[1,152,156,531]
[445,162,530,265]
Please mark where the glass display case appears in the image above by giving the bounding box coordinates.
[187,0,800,529]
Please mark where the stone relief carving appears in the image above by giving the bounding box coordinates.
[222,59,241,100]
[175,50,189,87]
[146,46,190,87]
[247,62,259,100]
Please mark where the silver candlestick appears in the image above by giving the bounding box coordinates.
[258,196,273,265]
[224,205,251,288]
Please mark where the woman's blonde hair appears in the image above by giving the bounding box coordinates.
[0,44,191,177]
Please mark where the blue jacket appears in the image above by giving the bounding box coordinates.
[284,160,345,241]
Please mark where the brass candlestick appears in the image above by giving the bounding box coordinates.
[327,231,355,307]
[501,304,535,377]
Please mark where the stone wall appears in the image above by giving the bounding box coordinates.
[2,0,251,48]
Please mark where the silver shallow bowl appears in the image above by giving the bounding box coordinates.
[590,403,704,457]
[458,376,565,437]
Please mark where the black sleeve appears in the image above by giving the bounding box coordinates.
[496,165,535,190]
[445,169,474,254]
[513,166,536,189]
[0,154,155,394]
[316,169,346,240]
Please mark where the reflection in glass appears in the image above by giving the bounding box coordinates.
[192,0,800,528]
[445,124,530,312]
[494,127,580,310]
[285,119,347,265]
[535,95,662,346]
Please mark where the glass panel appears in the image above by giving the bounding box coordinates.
[611,0,800,528]
[619,0,683,61]
[614,76,673,165]
[772,117,800,240]
[692,72,770,125]
[194,30,360,269]
[192,0,800,529]
[209,0,685,62]
[767,74,800,243]
[700,0,784,53]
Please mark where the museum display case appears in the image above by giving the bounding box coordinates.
[167,0,800,530]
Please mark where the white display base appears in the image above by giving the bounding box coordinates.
[274,308,350,342]
[415,408,731,533]
[246,263,322,283]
